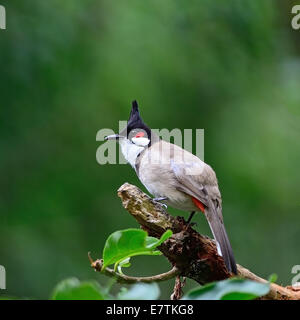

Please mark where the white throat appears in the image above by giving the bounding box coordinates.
[131,137,150,147]
[119,138,146,169]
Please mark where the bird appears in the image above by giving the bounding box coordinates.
[105,100,237,274]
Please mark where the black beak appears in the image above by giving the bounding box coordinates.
[104,134,121,141]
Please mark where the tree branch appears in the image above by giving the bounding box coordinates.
[114,182,300,300]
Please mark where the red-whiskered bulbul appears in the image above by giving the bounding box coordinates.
[105,101,237,274]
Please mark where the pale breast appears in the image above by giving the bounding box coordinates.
[138,147,198,211]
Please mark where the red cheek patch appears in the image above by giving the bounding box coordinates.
[135,132,145,138]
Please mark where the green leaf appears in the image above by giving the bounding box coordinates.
[182,278,270,300]
[146,230,173,249]
[51,278,106,300]
[268,273,278,283]
[117,283,160,300]
[102,228,172,271]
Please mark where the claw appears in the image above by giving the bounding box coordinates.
[152,197,168,209]
[153,197,168,202]
[160,203,168,209]
[154,200,168,209]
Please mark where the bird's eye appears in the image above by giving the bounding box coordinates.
[135,132,145,138]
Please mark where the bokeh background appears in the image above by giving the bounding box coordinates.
[0,0,299,299]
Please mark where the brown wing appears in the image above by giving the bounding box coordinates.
[170,160,237,274]
[170,160,221,212]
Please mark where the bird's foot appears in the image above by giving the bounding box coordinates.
[152,197,168,209]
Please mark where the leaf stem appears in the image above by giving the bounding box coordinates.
[89,253,180,284]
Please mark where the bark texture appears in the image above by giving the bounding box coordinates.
[115,182,300,300]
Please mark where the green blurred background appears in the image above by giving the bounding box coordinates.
[0,0,299,299]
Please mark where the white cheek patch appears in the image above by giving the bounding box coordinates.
[119,138,145,168]
[132,137,150,147]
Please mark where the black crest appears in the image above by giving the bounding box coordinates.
[128,100,143,127]
[119,100,159,146]
[125,100,151,137]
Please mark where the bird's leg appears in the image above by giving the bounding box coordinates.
[186,211,196,226]
[152,197,168,209]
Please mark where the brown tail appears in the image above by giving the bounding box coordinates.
[205,201,237,274]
